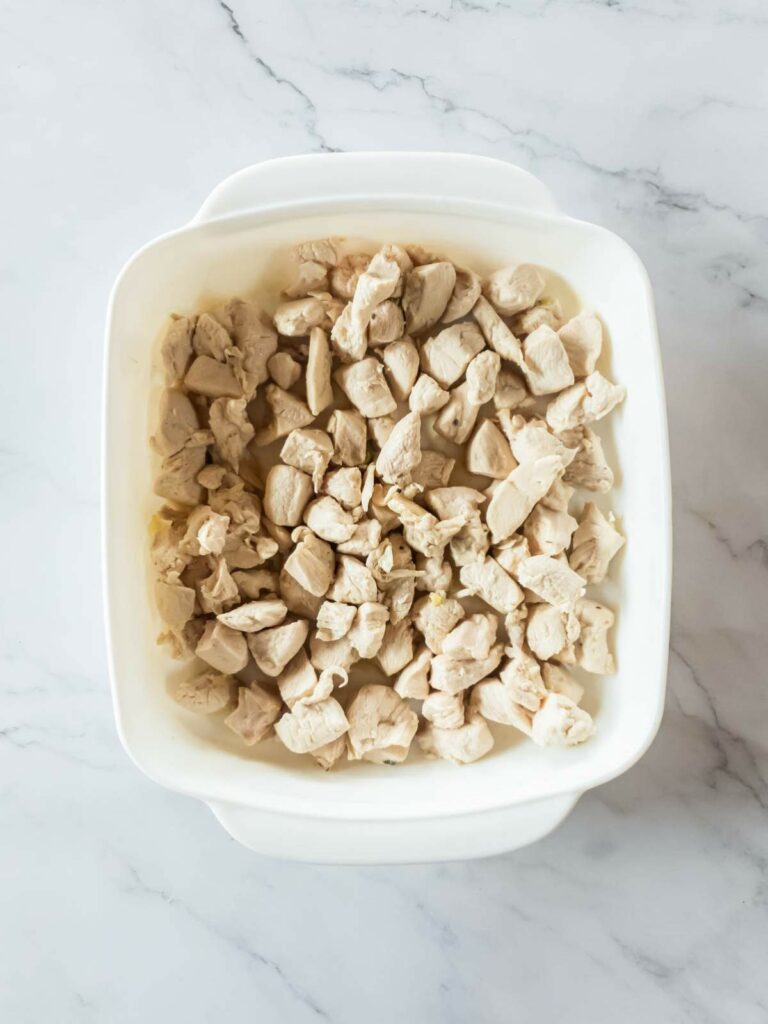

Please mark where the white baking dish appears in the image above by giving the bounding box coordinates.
[103,153,671,863]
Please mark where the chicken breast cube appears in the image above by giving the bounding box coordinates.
[308,632,359,673]
[263,465,313,527]
[562,427,614,493]
[442,613,499,661]
[377,620,415,676]
[420,323,485,389]
[418,707,494,764]
[195,620,250,674]
[275,649,317,708]
[546,372,626,432]
[466,350,501,405]
[330,253,370,299]
[466,420,516,479]
[541,662,584,705]
[284,259,328,300]
[213,298,278,399]
[516,555,586,614]
[376,411,422,484]
[499,648,547,712]
[394,645,432,700]
[336,518,383,557]
[368,300,405,346]
[312,734,348,770]
[209,397,255,469]
[558,312,602,377]
[414,554,452,593]
[247,619,310,677]
[273,296,327,336]
[493,368,529,411]
[328,409,367,466]
[161,315,193,384]
[409,374,450,415]
[153,388,199,457]
[346,685,419,764]
[413,595,465,654]
[522,325,575,396]
[304,326,334,417]
[335,358,397,418]
[155,578,196,631]
[320,467,362,510]
[422,691,465,730]
[347,601,389,659]
[280,429,334,492]
[483,263,545,316]
[411,450,455,489]
[500,414,577,471]
[316,601,357,642]
[485,455,563,543]
[525,604,576,661]
[283,530,334,597]
[275,697,350,754]
[524,504,578,557]
[326,555,378,605]
[450,512,491,568]
[470,678,532,734]
[217,598,288,633]
[351,251,401,324]
[174,671,233,714]
[184,355,242,398]
[154,442,207,507]
[430,644,503,694]
[434,382,481,445]
[530,693,595,748]
[253,384,315,446]
[303,496,356,544]
[574,599,616,674]
[402,262,457,333]
[192,313,230,360]
[225,684,281,745]
[512,300,563,336]
[198,557,240,615]
[472,296,525,367]
[493,534,531,577]
[570,503,624,583]
[443,266,482,323]
[382,339,419,401]
[458,558,523,614]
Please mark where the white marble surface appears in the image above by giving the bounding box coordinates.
[3,0,767,1020]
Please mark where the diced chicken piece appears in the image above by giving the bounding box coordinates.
[180,506,229,557]
[558,312,602,377]
[304,494,358,543]
[192,313,230,360]
[217,597,288,633]
[493,533,531,577]
[414,554,452,593]
[153,388,199,457]
[174,671,233,714]
[499,413,577,471]
[442,613,499,661]
[253,384,315,446]
[402,261,456,333]
[569,503,624,583]
[377,243,414,296]
[213,298,278,399]
[546,372,626,432]
[247,619,310,677]
[540,477,574,513]
[312,734,348,770]
[280,565,324,618]
[499,648,547,712]
[541,662,584,705]
[522,324,575,396]
[504,605,528,650]
[294,238,338,268]
[161,315,194,383]
[530,693,595,747]
[262,518,292,553]
[368,301,405,346]
[184,355,241,398]
[283,530,335,597]
[267,351,302,390]
[198,557,240,614]
[305,326,334,417]
[197,464,227,489]
[434,382,481,445]
[525,604,578,661]
[411,450,454,490]
[284,259,328,299]
[351,251,402,325]
[493,368,530,411]
[273,296,328,337]
[195,620,249,674]
[376,411,422,484]
[263,465,313,527]
[222,530,278,571]
[574,599,616,674]
[330,252,370,299]
[377,620,415,676]
[524,504,578,557]
[422,691,465,729]
[326,555,378,605]
[420,323,485,389]
[387,495,465,560]
[394,645,432,699]
[329,302,367,363]
[424,486,484,520]
[382,339,419,401]
[409,373,450,415]
[336,518,382,557]
[562,427,614,493]
[328,409,367,466]
[347,601,389,659]
[511,299,563,336]
[472,296,525,368]
[483,263,545,316]
[155,577,196,631]
[485,455,563,543]
[224,683,281,745]
[321,467,362,510]
[232,568,280,600]
[275,697,349,754]
[470,677,532,734]
[449,512,490,568]
[154,438,207,506]
[308,632,359,673]
[466,350,501,406]
[209,397,254,469]
[466,419,516,479]
[335,358,397,418]
[365,533,417,583]
[366,415,395,450]
[418,707,494,764]
[413,595,465,654]
[316,601,357,642]
[280,429,334,492]
[443,266,482,323]
[516,555,586,614]
[346,685,419,765]
[368,484,401,534]
[458,558,524,614]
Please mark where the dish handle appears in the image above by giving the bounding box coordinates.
[207,792,580,864]
[193,152,558,223]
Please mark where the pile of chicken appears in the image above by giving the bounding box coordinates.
[151,238,625,768]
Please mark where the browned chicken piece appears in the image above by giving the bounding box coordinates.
[483,263,545,316]
[346,685,419,764]
[209,397,254,469]
[161,315,194,383]
[195,620,250,674]
[153,388,199,457]
[402,262,457,333]
[263,465,314,527]
[174,671,233,714]
[225,683,281,745]
[327,409,367,466]
[247,619,310,677]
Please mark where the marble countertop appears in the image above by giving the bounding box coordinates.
[3,0,767,1021]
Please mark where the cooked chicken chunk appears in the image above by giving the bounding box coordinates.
[443,266,482,323]
[155,577,196,631]
[562,426,614,493]
[273,296,328,337]
[263,465,313,527]
[430,647,502,696]
[465,350,501,405]
[321,467,362,510]
[531,693,595,747]
[351,250,402,327]
[411,450,455,489]
[484,455,564,543]
[213,298,278,398]
[275,697,349,754]
[217,597,288,633]
[422,691,465,730]
[174,671,233,714]
[285,259,328,300]
[512,299,563,336]
[558,312,602,377]
[247,619,310,677]
[336,518,382,557]
[420,323,485,389]
[316,600,357,642]
[402,261,456,333]
[525,603,578,660]
[546,372,626,433]
[267,351,302,390]
[153,388,199,457]
[409,373,450,415]
[232,568,279,600]
[376,411,422,484]
[308,631,359,673]
[195,620,249,674]
[198,557,240,615]
[472,295,525,367]
[347,601,389,659]
[516,555,586,614]
[466,420,516,479]
[184,355,241,399]
[483,263,545,316]
[377,620,415,676]
[413,595,465,654]
[327,409,367,466]
[470,677,532,734]
[253,384,315,446]
[368,301,405,346]
[154,438,207,507]
[312,734,348,770]
[382,338,419,401]
[224,683,281,745]
[499,648,547,712]
[574,599,615,673]
[522,324,575,396]
[346,685,419,764]
[570,503,624,583]
[418,707,494,764]
[442,613,499,661]
[524,504,578,557]
[192,312,230,361]
[434,382,481,445]
[457,557,524,615]
[209,397,254,469]
[493,368,530,411]
[161,315,194,383]
[303,496,356,543]
[280,429,333,492]
[414,554,453,593]
[279,564,324,617]
[283,530,335,597]
[499,414,577,472]
[493,533,531,577]
[541,662,584,705]
[180,505,230,557]
[330,252,370,300]
[335,358,397,418]
[326,554,378,604]
[394,645,432,700]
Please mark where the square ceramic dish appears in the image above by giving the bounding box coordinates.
[103,153,671,863]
